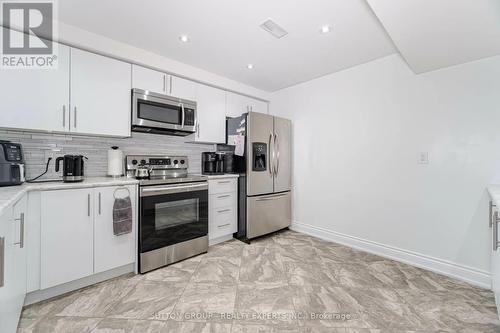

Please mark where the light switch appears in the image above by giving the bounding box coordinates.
[418,152,429,164]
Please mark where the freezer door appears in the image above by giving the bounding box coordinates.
[247,192,291,239]
[246,112,274,196]
[273,116,291,192]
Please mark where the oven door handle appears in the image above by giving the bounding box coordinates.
[140,183,208,196]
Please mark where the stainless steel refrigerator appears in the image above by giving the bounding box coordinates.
[227,112,291,242]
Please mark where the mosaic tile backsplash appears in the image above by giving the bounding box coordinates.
[0,130,215,181]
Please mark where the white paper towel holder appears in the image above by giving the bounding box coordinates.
[107,146,124,178]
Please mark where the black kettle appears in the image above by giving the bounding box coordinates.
[55,155,87,182]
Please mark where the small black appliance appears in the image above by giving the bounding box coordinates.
[201,152,224,175]
[0,141,25,186]
[55,155,87,182]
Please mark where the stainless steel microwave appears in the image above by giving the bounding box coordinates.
[132,88,197,136]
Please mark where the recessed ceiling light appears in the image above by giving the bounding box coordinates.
[247,64,254,69]
[320,25,331,34]
[179,35,190,43]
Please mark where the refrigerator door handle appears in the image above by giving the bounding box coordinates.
[268,132,274,177]
[274,133,279,177]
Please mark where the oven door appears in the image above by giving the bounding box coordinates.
[139,182,208,254]
[132,89,196,133]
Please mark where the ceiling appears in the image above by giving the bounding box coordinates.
[57,0,396,92]
[367,0,500,73]
[57,0,500,92]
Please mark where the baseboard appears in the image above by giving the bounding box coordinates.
[24,264,135,306]
[290,221,491,289]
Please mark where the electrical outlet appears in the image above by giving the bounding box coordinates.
[418,152,429,164]
[44,148,62,162]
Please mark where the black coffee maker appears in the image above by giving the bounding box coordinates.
[56,155,87,182]
[202,152,224,175]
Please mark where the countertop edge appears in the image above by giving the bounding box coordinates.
[0,177,139,215]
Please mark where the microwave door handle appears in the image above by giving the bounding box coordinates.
[180,103,185,128]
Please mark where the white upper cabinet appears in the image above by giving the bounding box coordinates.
[94,185,136,274]
[248,99,268,115]
[170,75,197,101]
[0,41,70,132]
[132,65,168,94]
[226,92,268,117]
[70,49,131,137]
[192,85,226,144]
[131,66,197,101]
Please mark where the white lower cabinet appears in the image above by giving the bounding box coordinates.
[41,188,94,289]
[40,185,136,289]
[94,185,136,274]
[208,178,238,242]
[0,195,28,333]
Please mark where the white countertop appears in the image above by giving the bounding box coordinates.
[488,185,500,207]
[200,174,240,180]
[0,177,138,214]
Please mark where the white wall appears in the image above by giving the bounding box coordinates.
[57,22,270,101]
[271,53,500,287]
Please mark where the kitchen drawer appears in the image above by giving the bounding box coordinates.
[208,178,237,195]
[209,206,237,240]
[210,193,236,210]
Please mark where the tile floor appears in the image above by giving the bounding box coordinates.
[18,230,500,332]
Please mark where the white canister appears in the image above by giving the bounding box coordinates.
[107,146,124,177]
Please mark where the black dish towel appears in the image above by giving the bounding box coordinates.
[113,196,133,236]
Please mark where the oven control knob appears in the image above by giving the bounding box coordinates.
[131,159,138,165]
[180,159,185,165]
[173,159,179,165]
[140,159,147,165]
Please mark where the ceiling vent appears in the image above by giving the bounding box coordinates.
[260,19,288,39]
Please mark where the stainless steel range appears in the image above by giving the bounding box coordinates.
[126,155,208,273]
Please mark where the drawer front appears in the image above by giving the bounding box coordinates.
[209,207,236,240]
[209,178,237,195]
[210,193,236,210]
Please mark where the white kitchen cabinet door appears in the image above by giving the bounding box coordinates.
[0,207,17,333]
[0,31,70,133]
[70,48,131,137]
[94,185,136,274]
[226,92,268,117]
[225,92,248,118]
[41,189,94,289]
[170,75,197,101]
[193,85,226,143]
[249,99,268,114]
[0,195,27,333]
[132,65,168,94]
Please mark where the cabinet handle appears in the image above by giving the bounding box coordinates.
[217,223,231,228]
[169,76,173,94]
[217,209,231,214]
[163,75,166,93]
[217,195,230,199]
[88,194,91,217]
[490,201,496,228]
[494,212,500,251]
[0,237,4,288]
[14,213,25,248]
[62,105,66,127]
[98,192,101,215]
[218,181,230,184]
[74,106,77,128]
[197,122,200,138]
